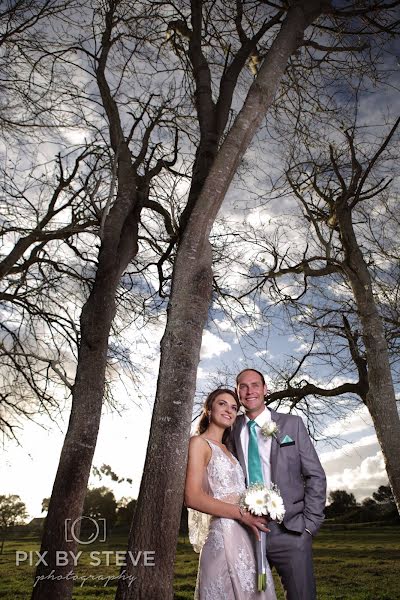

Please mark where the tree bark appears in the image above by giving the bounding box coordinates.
[31,147,140,600]
[116,3,328,599]
[338,204,400,513]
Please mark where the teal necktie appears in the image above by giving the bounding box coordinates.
[247,420,264,485]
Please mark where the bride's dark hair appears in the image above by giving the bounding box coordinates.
[197,388,240,446]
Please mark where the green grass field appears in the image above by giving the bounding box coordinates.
[0,526,398,599]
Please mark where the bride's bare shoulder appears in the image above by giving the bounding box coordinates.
[189,435,210,449]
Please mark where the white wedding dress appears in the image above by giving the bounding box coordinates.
[189,439,276,600]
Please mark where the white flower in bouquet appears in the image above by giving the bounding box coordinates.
[243,486,269,516]
[266,488,285,522]
[261,421,278,439]
[240,483,285,521]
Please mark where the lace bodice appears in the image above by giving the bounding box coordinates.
[205,439,246,502]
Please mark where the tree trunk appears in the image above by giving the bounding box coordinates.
[338,205,400,513]
[32,153,140,600]
[116,3,327,599]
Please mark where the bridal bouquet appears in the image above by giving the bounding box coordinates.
[239,483,285,591]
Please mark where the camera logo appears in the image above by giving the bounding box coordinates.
[65,517,106,545]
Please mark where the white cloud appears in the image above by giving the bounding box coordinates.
[254,349,274,359]
[320,433,378,465]
[196,366,209,380]
[213,318,236,333]
[326,451,387,501]
[320,433,388,501]
[200,330,231,359]
[322,406,373,438]
[61,127,90,145]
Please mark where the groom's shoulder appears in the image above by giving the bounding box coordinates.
[271,408,302,426]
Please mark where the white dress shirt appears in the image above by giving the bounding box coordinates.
[240,407,272,487]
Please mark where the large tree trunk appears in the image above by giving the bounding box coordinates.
[338,206,400,513]
[116,3,327,599]
[30,3,146,595]
[32,149,140,600]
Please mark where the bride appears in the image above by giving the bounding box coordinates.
[185,388,277,599]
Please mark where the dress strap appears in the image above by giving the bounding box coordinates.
[204,438,237,465]
[203,438,218,449]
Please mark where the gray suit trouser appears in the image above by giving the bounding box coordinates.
[266,522,316,600]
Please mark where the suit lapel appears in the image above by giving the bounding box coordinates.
[233,415,247,483]
[269,408,283,484]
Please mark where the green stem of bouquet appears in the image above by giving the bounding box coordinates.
[257,573,267,591]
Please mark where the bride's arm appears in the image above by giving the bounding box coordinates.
[184,436,267,538]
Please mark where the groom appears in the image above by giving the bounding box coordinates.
[232,368,326,600]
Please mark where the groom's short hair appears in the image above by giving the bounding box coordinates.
[236,368,266,386]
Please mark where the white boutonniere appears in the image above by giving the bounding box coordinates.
[261,421,278,439]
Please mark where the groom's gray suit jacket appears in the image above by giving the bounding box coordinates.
[232,408,326,535]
